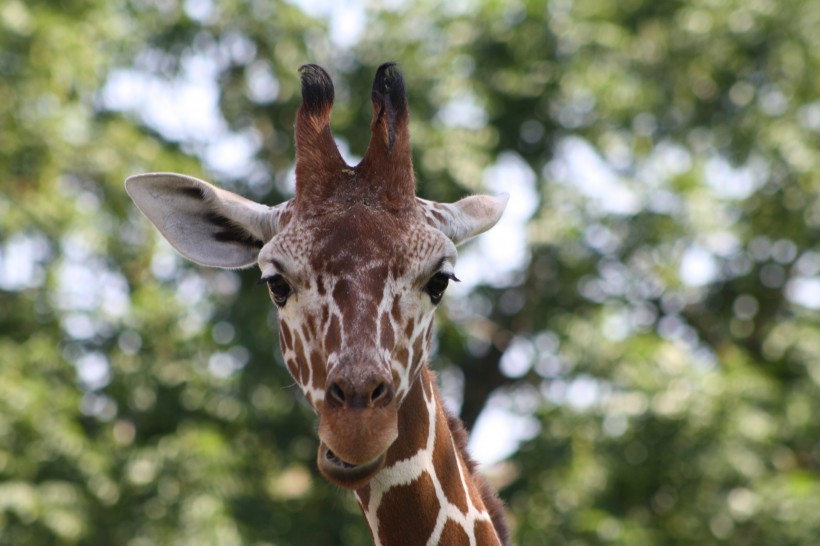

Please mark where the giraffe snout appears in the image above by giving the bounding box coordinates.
[318,365,398,478]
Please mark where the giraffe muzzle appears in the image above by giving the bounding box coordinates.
[319,400,398,469]
[317,368,399,488]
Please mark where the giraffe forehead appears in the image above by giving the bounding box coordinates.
[261,205,452,283]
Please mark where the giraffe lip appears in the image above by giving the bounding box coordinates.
[325,448,359,469]
[317,442,386,489]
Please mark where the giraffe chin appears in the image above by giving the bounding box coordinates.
[317,442,387,489]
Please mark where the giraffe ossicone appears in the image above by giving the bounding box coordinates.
[126,62,510,545]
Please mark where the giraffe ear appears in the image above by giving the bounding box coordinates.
[418,193,509,246]
[125,173,292,269]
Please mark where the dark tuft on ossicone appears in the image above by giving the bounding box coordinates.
[371,62,407,114]
[371,62,408,151]
[299,64,335,115]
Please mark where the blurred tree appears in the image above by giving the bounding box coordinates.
[1,0,818,545]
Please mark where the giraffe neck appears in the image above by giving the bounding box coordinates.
[354,368,509,546]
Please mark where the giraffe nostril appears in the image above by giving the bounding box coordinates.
[329,382,346,405]
[370,382,388,404]
[326,374,393,409]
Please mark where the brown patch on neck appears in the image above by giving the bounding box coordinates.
[443,407,511,546]
[475,519,503,544]
[384,367,429,465]
[440,519,470,544]
[376,471,440,545]
[356,485,371,512]
[432,398,469,514]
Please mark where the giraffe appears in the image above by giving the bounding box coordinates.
[125,63,510,545]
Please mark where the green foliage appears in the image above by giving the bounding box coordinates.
[1,0,818,544]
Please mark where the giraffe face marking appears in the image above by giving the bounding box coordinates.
[258,202,457,487]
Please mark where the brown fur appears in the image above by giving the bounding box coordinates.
[291,63,511,543]
[443,396,511,545]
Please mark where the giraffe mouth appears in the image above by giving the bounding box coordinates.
[317,442,387,489]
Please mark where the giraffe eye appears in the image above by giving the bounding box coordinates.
[424,272,458,305]
[263,274,293,307]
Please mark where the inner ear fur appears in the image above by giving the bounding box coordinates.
[417,194,509,246]
[125,172,290,269]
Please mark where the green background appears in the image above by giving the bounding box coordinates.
[1,0,818,544]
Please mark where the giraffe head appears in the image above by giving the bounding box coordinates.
[126,63,507,490]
